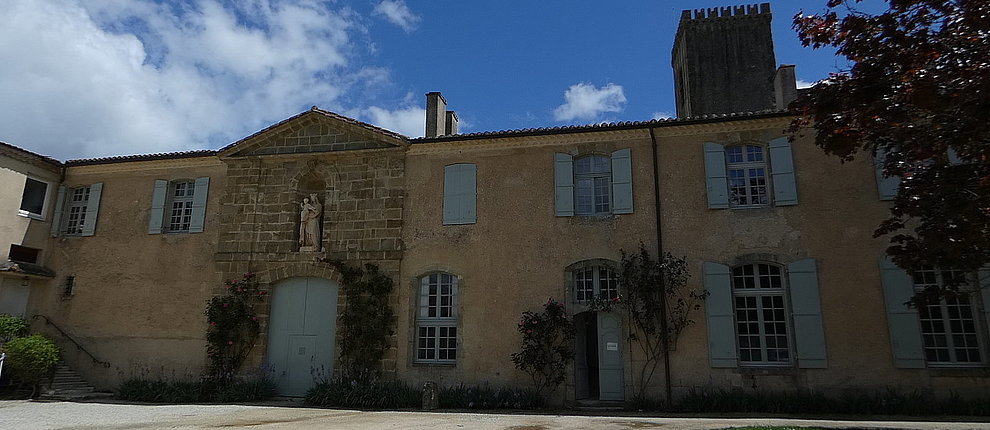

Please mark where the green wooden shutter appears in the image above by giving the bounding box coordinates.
[554,153,574,216]
[148,179,168,234]
[787,258,827,368]
[610,148,633,214]
[703,142,729,209]
[703,261,737,367]
[874,151,899,201]
[188,177,210,233]
[80,183,103,237]
[768,137,798,206]
[50,185,67,237]
[979,265,990,337]
[443,164,477,225]
[878,256,925,368]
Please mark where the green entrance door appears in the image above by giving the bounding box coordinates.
[267,277,338,396]
[597,312,624,401]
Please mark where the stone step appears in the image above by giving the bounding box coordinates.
[39,361,101,401]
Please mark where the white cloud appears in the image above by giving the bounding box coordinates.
[361,106,426,137]
[372,0,420,33]
[553,83,626,122]
[796,79,816,89]
[651,111,674,120]
[0,0,377,159]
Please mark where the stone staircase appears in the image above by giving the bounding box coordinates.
[40,362,112,401]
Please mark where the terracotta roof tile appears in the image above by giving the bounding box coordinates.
[64,150,217,166]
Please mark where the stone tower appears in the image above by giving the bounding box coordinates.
[672,3,777,118]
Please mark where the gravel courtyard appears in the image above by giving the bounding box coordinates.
[2,400,989,430]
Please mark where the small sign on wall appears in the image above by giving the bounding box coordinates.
[606,342,618,351]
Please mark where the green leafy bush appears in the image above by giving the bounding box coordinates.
[116,375,275,403]
[438,384,544,410]
[205,272,265,384]
[510,299,574,395]
[0,314,28,344]
[2,334,61,396]
[305,375,419,409]
[669,388,990,416]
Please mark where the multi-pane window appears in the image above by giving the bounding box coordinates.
[913,267,984,365]
[732,263,790,364]
[574,265,619,302]
[726,145,769,207]
[63,186,91,235]
[574,155,611,215]
[167,181,195,232]
[416,273,458,363]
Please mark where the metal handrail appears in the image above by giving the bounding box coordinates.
[32,314,110,368]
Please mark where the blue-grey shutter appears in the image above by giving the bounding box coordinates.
[768,137,798,206]
[878,256,925,368]
[787,258,827,368]
[875,151,900,201]
[703,261,737,367]
[703,142,729,209]
[443,164,477,225]
[148,179,168,234]
[979,266,990,336]
[947,148,962,165]
[610,148,633,214]
[50,185,67,237]
[80,183,103,237]
[189,177,210,233]
[554,153,574,216]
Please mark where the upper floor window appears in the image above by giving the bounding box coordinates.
[913,267,984,365]
[19,177,49,219]
[726,145,769,207]
[148,178,210,235]
[415,272,459,364]
[554,149,633,217]
[51,183,103,238]
[574,264,619,302]
[574,155,611,215]
[703,137,797,209]
[167,181,195,232]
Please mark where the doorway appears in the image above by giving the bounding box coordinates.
[574,311,624,401]
[266,277,338,396]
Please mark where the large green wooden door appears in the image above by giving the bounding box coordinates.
[267,277,338,396]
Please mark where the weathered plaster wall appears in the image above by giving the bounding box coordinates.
[401,130,658,401]
[30,157,225,389]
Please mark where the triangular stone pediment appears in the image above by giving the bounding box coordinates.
[220,108,408,157]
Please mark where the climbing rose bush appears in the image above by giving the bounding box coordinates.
[510,298,575,395]
[205,272,266,383]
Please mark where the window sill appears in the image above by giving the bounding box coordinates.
[412,361,457,368]
[927,366,990,378]
[737,365,797,376]
[17,210,44,221]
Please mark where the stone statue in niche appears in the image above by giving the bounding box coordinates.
[298,193,323,252]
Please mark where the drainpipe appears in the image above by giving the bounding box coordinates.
[649,127,673,405]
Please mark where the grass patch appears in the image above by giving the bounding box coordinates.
[116,376,275,403]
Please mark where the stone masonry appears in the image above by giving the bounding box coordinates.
[213,113,406,374]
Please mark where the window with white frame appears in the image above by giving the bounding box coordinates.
[913,267,984,364]
[726,145,769,207]
[415,273,458,363]
[62,186,91,236]
[573,264,619,302]
[19,177,49,218]
[166,180,195,233]
[574,155,611,216]
[732,263,791,364]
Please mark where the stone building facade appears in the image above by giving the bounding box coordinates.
[1,2,987,404]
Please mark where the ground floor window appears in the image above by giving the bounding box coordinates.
[913,267,984,364]
[415,272,458,363]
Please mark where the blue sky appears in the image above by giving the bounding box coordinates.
[0,1,860,160]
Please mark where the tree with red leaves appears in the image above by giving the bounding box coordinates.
[789,0,990,301]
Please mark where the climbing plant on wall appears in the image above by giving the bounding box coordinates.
[323,260,396,376]
[205,272,266,384]
[618,245,706,400]
[511,298,575,396]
